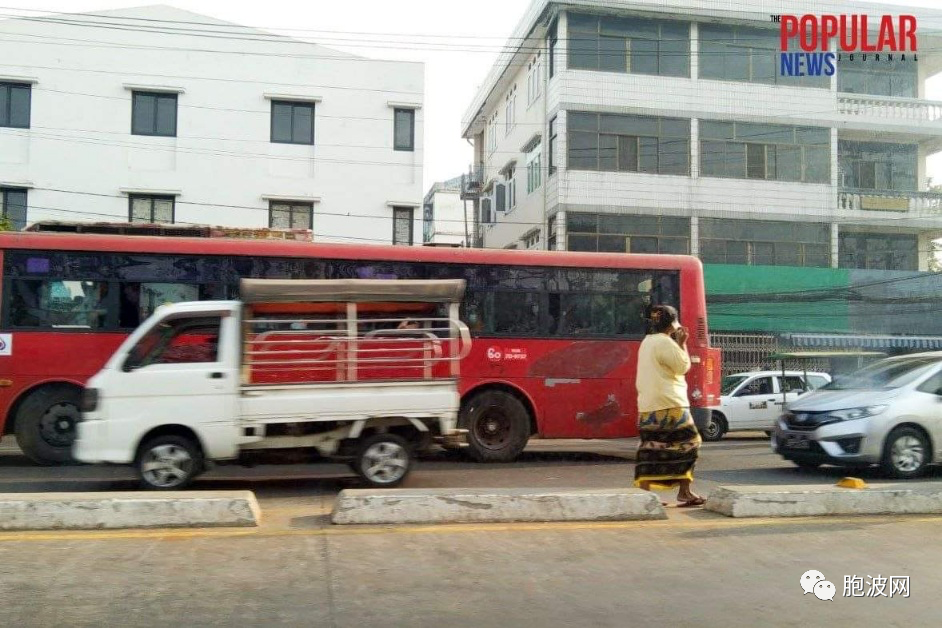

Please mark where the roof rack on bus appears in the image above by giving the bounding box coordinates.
[25,221,312,241]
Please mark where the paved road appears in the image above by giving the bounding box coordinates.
[0,434,939,627]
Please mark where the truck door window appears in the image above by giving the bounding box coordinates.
[125,316,222,370]
[737,377,773,396]
[780,376,806,393]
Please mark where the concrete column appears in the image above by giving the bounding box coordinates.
[690,22,699,80]
[690,216,699,257]
[556,210,567,250]
[830,222,840,268]
[917,232,931,271]
[690,118,700,179]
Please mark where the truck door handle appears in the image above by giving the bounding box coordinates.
[209,372,225,379]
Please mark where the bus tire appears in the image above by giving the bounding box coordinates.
[461,390,530,463]
[14,385,82,465]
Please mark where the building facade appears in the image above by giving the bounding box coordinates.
[422,176,473,246]
[462,0,942,368]
[0,6,424,245]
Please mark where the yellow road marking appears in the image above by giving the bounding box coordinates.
[0,513,937,543]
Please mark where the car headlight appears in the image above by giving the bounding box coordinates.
[828,405,887,421]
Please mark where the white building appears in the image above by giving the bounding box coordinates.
[422,176,474,246]
[461,0,942,362]
[0,5,424,245]
[462,0,942,266]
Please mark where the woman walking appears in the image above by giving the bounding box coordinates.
[634,305,705,507]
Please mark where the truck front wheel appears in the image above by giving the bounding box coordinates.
[136,435,203,490]
[353,433,412,488]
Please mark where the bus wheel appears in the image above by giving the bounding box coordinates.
[461,390,530,463]
[15,385,81,465]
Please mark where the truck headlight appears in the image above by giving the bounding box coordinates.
[829,405,887,421]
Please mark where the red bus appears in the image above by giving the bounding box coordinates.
[0,227,721,465]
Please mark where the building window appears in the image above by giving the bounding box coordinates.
[487,112,498,155]
[0,187,27,230]
[394,108,415,151]
[548,22,558,78]
[505,166,516,210]
[567,213,690,254]
[568,112,690,175]
[699,218,830,267]
[392,206,413,245]
[129,195,175,224]
[548,117,558,176]
[838,56,916,98]
[527,144,542,194]
[504,86,517,136]
[839,232,917,271]
[131,91,177,137]
[522,229,541,250]
[568,12,689,77]
[547,215,557,250]
[700,121,830,183]
[527,53,543,106]
[423,202,434,243]
[699,24,828,88]
[269,201,313,230]
[0,82,31,129]
[271,100,315,145]
[838,141,917,192]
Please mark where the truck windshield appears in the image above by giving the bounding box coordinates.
[823,357,940,391]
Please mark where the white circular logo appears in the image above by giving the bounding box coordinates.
[486,347,502,362]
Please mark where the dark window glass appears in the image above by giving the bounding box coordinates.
[132,91,177,136]
[566,13,689,78]
[125,316,221,370]
[839,232,917,271]
[392,207,414,245]
[8,279,110,329]
[129,195,175,224]
[597,234,627,252]
[699,219,830,267]
[269,201,313,230]
[394,108,415,151]
[548,116,558,175]
[567,212,690,257]
[838,56,917,97]
[599,35,627,72]
[568,112,689,175]
[0,82,31,128]
[628,37,658,74]
[1,188,27,230]
[567,234,597,251]
[838,140,917,191]
[701,120,830,183]
[271,100,315,145]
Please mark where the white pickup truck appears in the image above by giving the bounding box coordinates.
[74,278,471,489]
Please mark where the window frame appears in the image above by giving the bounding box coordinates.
[0,81,31,129]
[0,187,28,230]
[270,99,316,145]
[392,206,414,246]
[128,194,176,225]
[268,201,313,230]
[131,91,178,137]
[393,108,415,152]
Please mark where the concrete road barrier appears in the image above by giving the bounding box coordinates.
[0,491,261,530]
[332,488,667,524]
[706,484,942,518]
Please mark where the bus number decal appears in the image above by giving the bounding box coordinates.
[486,347,528,362]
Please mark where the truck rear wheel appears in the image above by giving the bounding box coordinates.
[353,433,412,488]
[136,435,203,490]
[14,385,81,465]
[461,390,530,462]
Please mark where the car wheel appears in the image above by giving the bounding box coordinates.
[353,433,412,488]
[881,426,930,479]
[136,435,203,490]
[701,412,726,442]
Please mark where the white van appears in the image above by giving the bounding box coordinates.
[74,279,470,489]
[703,370,831,441]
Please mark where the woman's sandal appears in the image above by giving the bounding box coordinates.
[676,496,706,508]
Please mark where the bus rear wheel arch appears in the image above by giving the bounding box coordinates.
[460,388,533,463]
[13,383,83,465]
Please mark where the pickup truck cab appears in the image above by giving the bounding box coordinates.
[703,370,831,441]
[75,278,470,489]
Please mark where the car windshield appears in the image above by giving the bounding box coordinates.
[823,357,940,391]
[721,375,748,395]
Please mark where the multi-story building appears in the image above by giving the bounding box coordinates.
[422,176,473,246]
[462,0,942,369]
[0,6,423,245]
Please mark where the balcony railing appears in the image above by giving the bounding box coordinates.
[837,94,942,123]
[838,188,942,212]
[460,164,484,200]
